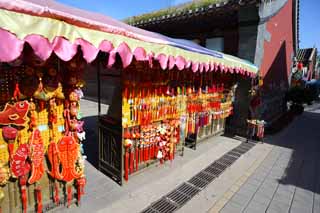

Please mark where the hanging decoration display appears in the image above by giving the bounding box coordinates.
[120,62,236,181]
[0,52,87,212]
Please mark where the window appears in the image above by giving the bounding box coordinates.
[206,37,224,52]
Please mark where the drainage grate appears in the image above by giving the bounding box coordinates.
[197,171,216,182]
[140,142,256,213]
[241,142,255,147]
[238,146,251,152]
[223,154,238,162]
[166,190,191,206]
[240,142,255,151]
[204,165,224,177]
[141,207,158,213]
[188,176,209,189]
[210,161,228,171]
[150,198,178,213]
[232,147,248,154]
[227,151,242,158]
[216,157,235,167]
[176,183,201,198]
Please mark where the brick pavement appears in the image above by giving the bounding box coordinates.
[60,99,320,213]
[216,103,320,213]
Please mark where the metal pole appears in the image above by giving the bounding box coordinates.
[97,59,101,116]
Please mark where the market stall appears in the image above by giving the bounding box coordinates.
[0,1,258,211]
[97,55,255,185]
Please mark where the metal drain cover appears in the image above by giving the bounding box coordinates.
[197,171,216,182]
[241,142,255,147]
[232,147,247,154]
[140,142,255,213]
[238,146,251,152]
[216,158,234,167]
[227,151,242,158]
[141,207,158,213]
[204,165,223,177]
[210,161,228,171]
[188,176,209,189]
[166,190,191,206]
[223,154,238,162]
[176,183,200,198]
[150,198,178,213]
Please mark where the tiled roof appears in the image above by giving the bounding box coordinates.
[125,0,258,26]
[297,48,316,62]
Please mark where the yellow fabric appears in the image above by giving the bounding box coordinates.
[0,9,258,74]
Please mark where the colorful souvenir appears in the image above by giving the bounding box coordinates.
[28,129,45,184]
[47,141,60,204]
[0,101,29,126]
[2,126,18,159]
[34,77,50,103]
[57,136,82,182]
[11,143,30,213]
[57,136,82,206]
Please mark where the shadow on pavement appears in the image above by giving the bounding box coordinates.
[82,102,320,194]
[272,110,320,194]
[83,115,99,169]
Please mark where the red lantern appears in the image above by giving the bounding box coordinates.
[297,62,303,71]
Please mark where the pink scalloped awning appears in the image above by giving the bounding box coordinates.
[0,0,258,77]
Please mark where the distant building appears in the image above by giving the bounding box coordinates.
[296,48,318,81]
[127,0,299,134]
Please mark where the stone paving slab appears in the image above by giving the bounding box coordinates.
[56,100,320,213]
[179,143,273,213]
[211,103,320,213]
[59,99,243,213]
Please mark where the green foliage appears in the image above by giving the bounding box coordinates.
[125,0,224,24]
[286,86,305,104]
[286,86,316,105]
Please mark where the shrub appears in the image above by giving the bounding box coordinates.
[285,86,305,105]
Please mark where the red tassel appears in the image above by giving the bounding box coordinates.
[76,177,86,205]
[13,83,20,100]
[139,146,143,163]
[135,147,139,171]
[54,182,59,205]
[173,143,176,160]
[67,185,72,207]
[144,146,147,162]
[146,145,150,161]
[124,149,129,181]
[151,144,154,159]
[8,143,14,159]
[19,175,28,213]
[142,145,145,162]
[129,150,134,174]
[21,186,27,213]
[150,144,154,159]
[35,187,42,213]
[155,145,159,159]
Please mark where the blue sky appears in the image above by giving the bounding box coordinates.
[57,0,319,50]
[299,0,319,50]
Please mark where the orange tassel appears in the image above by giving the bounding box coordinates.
[35,187,42,213]
[76,177,86,205]
[67,184,72,207]
[54,182,59,205]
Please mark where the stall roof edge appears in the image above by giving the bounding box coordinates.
[0,0,258,74]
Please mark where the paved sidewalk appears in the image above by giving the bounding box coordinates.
[211,103,320,213]
[62,99,320,213]
[60,99,243,212]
